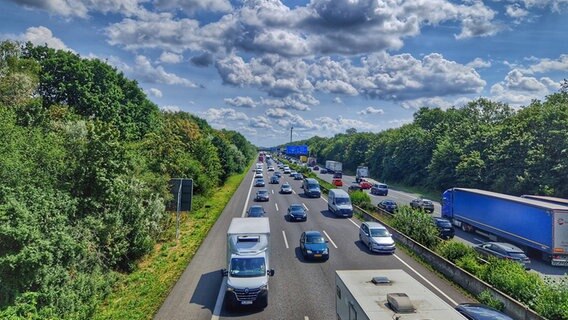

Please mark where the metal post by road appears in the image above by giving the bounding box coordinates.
[176,178,183,240]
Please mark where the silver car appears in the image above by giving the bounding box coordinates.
[359,221,395,254]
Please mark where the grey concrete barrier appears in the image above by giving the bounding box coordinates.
[353,204,546,320]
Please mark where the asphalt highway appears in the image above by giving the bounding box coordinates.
[155,163,474,320]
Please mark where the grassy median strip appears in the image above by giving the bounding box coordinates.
[94,170,248,320]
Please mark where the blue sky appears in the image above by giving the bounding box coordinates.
[1,0,567,146]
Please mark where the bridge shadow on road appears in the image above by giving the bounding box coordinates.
[189,270,222,312]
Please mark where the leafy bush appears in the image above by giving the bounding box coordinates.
[436,241,477,263]
[391,206,440,249]
[349,190,371,206]
[533,276,568,320]
[455,254,485,275]
[477,290,504,311]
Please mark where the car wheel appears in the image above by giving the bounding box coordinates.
[367,241,372,251]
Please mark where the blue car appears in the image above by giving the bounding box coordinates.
[300,231,329,261]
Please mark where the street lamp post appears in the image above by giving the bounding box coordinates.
[290,126,293,143]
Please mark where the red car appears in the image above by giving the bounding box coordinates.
[359,180,372,189]
[332,178,343,186]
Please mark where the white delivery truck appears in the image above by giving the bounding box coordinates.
[336,270,468,320]
[355,166,369,183]
[222,218,274,309]
[325,160,343,174]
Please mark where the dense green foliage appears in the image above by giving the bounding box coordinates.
[391,207,440,249]
[296,93,568,197]
[0,41,256,319]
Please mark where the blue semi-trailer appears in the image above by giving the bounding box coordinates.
[442,188,568,266]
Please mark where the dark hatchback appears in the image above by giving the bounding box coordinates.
[433,217,455,239]
[270,175,279,184]
[287,204,307,222]
[300,231,329,261]
[377,200,398,213]
[455,303,514,320]
[246,205,266,217]
[474,242,531,269]
[255,189,270,202]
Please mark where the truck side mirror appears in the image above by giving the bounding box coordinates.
[268,269,275,276]
[221,269,228,277]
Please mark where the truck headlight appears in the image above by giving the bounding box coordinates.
[306,250,313,254]
[259,284,268,291]
[226,285,235,292]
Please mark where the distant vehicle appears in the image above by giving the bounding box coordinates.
[254,178,265,187]
[355,166,369,183]
[270,175,279,184]
[455,303,514,320]
[307,157,317,167]
[328,189,353,218]
[359,221,395,254]
[287,204,307,222]
[377,200,398,213]
[293,173,303,180]
[370,183,388,196]
[280,182,293,194]
[303,178,321,198]
[359,180,372,189]
[247,205,266,217]
[325,160,342,173]
[320,168,328,174]
[474,242,531,269]
[300,231,329,260]
[267,166,274,171]
[254,172,263,179]
[283,168,291,174]
[300,155,308,163]
[255,189,270,202]
[274,171,282,178]
[289,171,297,176]
[312,165,319,171]
[442,188,568,266]
[332,172,343,179]
[410,198,435,213]
[432,217,455,239]
[332,178,343,187]
[347,184,363,193]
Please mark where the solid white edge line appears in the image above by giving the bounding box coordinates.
[322,230,338,249]
[347,218,359,228]
[275,203,279,211]
[241,174,255,217]
[304,317,309,320]
[392,254,458,306]
[282,230,289,249]
[302,203,309,211]
[211,277,227,320]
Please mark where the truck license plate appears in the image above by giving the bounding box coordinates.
[241,301,253,305]
[314,254,322,257]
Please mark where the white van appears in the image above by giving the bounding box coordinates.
[328,189,353,218]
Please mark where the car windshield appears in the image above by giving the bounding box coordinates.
[436,220,452,227]
[290,205,304,213]
[370,228,389,237]
[230,257,266,278]
[460,306,514,320]
[336,197,350,205]
[306,236,325,243]
[258,191,268,195]
[308,183,318,189]
[508,252,527,259]
[383,201,395,205]
[282,184,290,188]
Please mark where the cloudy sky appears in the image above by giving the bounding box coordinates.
[2,0,567,146]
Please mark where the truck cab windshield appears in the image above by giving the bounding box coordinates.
[230,257,266,278]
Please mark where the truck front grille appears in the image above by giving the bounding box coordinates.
[234,287,261,301]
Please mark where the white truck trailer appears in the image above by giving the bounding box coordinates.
[336,270,467,320]
[355,166,369,183]
[325,160,343,173]
[222,218,274,309]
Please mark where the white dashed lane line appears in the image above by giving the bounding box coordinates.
[275,203,279,211]
[302,203,309,211]
[282,230,289,249]
[322,230,338,249]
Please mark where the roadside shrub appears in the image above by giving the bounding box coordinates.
[455,254,485,275]
[534,276,568,320]
[436,241,476,263]
[478,290,504,311]
[350,190,371,206]
[391,206,440,249]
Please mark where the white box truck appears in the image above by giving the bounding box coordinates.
[222,218,274,309]
[336,270,467,320]
[355,166,369,183]
[325,160,343,173]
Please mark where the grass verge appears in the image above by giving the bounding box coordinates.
[93,170,248,320]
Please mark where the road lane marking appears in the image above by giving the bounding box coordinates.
[292,190,296,194]
[241,174,255,217]
[302,203,309,211]
[348,218,359,228]
[211,277,227,320]
[282,230,289,249]
[304,317,309,320]
[322,230,338,249]
[392,254,458,306]
[321,196,328,203]
[272,189,274,194]
[275,203,279,211]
